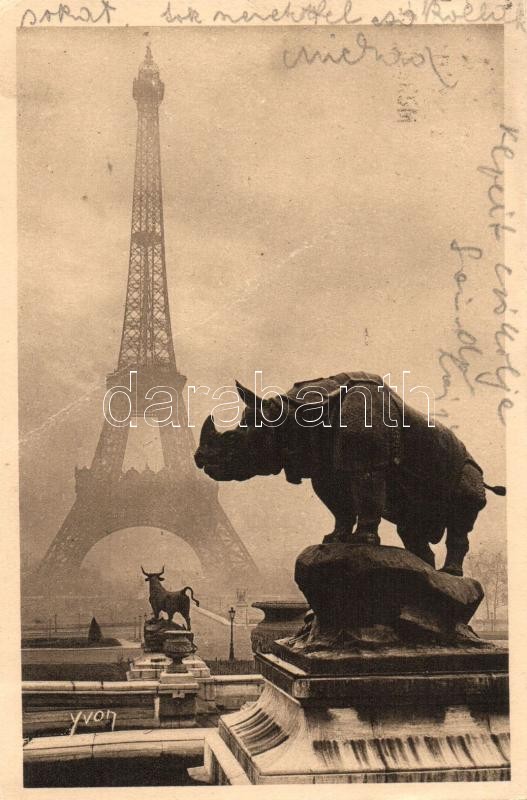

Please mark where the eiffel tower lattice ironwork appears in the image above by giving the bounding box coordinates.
[37,47,261,588]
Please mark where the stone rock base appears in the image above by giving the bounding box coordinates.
[218,649,509,784]
[293,544,486,649]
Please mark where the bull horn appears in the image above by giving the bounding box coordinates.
[160,565,165,576]
[200,414,218,445]
[235,380,261,408]
[141,565,148,576]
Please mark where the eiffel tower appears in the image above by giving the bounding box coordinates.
[37,47,261,590]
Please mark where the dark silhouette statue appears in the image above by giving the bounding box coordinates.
[195,372,505,576]
[141,566,200,630]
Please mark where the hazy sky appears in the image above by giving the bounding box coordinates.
[17,26,506,580]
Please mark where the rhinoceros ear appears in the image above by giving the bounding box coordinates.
[235,380,262,408]
[200,414,218,445]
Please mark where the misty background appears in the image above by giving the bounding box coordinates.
[17,25,506,596]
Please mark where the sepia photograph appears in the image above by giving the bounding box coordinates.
[13,19,518,789]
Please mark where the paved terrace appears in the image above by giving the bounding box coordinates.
[23,728,250,785]
[22,604,256,665]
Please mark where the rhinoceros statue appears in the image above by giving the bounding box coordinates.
[194,372,505,576]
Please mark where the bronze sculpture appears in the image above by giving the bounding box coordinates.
[195,372,505,576]
[141,566,200,630]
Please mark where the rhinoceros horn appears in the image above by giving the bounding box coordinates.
[235,380,262,408]
[200,414,219,445]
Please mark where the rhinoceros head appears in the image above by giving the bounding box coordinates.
[194,382,283,482]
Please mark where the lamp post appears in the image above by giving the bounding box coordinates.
[228,606,236,661]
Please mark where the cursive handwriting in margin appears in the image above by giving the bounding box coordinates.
[435,125,521,427]
[212,0,360,24]
[422,0,527,32]
[20,0,115,25]
[435,242,483,428]
[477,124,519,243]
[20,0,527,30]
[282,31,458,90]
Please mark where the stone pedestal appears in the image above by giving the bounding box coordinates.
[219,646,509,783]
[127,653,172,681]
[183,655,212,679]
[216,544,510,783]
[183,655,216,706]
[157,630,199,727]
[129,621,215,710]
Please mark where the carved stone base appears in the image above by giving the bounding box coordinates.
[218,649,509,783]
[126,653,172,681]
[216,543,509,783]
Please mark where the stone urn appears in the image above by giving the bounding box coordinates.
[162,629,196,673]
[251,599,310,654]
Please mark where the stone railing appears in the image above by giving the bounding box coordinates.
[22,673,264,736]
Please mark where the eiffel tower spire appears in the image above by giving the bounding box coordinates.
[36,49,261,591]
[119,46,176,369]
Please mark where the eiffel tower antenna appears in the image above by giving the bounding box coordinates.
[36,48,261,590]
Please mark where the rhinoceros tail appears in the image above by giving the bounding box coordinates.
[484,483,506,496]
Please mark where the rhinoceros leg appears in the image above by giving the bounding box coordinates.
[396,525,436,568]
[441,527,470,576]
[441,463,487,576]
[351,471,385,546]
[311,475,356,542]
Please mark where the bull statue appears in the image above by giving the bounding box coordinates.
[141,566,200,630]
[194,372,505,577]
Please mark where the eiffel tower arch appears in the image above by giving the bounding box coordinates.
[37,48,261,590]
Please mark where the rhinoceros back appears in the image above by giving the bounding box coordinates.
[275,372,481,510]
[389,390,479,495]
[335,372,479,496]
[276,372,390,482]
